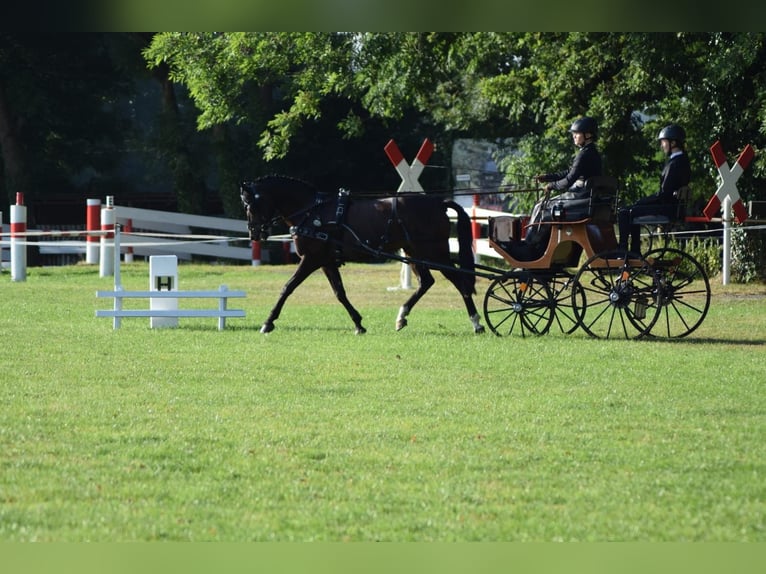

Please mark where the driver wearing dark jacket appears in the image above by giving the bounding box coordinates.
[526,116,603,242]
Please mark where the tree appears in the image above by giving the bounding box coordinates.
[0,33,133,216]
[144,33,765,210]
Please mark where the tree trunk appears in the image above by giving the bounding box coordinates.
[0,80,28,205]
[154,62,207,214]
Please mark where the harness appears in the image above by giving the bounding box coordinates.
[289,189,352,252]
[288,190,404,261]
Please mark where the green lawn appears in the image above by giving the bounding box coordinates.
[1,261,765,541]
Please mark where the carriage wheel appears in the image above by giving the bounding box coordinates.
[483,273,554,336]
[547,274,583,335]
[571,250,661,339]
[644,247,711,338]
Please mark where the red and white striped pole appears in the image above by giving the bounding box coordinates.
[385,138,434,289]
[251,240,261,266]
[10,192,27,282]
[86,198,100,264]
[99,196,115,277]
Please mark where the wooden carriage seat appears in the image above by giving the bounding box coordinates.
[489,175,619,268]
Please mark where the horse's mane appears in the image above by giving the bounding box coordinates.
[251,174,322,194]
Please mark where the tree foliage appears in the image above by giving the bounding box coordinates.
[3,33,766,222]
[145,32,766,207]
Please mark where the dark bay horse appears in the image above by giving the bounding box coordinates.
[240,175,485,335]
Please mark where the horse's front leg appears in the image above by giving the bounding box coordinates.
[322,264,366,334]
[261,257,320,333]
[396,265,434,331]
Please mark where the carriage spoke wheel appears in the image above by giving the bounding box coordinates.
[483,274,554,337]
[644,247,711,338]
[547,274,582,335]
[571,250,661,339]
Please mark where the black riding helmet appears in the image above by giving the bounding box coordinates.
[657,124,686,144]
[569,116,598,139]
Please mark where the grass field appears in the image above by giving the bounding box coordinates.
[1,260,765,541]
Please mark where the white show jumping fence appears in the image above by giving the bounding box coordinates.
[94,228,246,330]
[96,284,246,330]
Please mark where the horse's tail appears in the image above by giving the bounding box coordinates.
[445,200,476,294]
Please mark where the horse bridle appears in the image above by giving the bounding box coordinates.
[241,183,327,241]
[240,186,277,241]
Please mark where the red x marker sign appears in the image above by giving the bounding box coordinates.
[703,141,755,223]
[385,138,434,192]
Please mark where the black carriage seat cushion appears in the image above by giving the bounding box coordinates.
[631,186,691,226]
[585,176,618,223]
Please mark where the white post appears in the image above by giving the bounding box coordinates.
[150,255,179,328]
[400,257,412,289]
[123,219,134,263]
[722,195,731,285]
[113,224,122,290]
[472,193,481,264]
[99,196,115,278]
[10,193,27,282]
[218,285,229,330]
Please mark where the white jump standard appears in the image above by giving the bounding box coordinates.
[95,227,246,330]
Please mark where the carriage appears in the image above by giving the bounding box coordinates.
[481,176,711,339]
[240,174,712,339]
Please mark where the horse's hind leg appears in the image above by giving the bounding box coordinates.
[441,268,485,334]
[395,264,434,331]
[322,265,366,335]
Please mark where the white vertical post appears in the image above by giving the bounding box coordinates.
[722,195,731,285]
[99,196,115,278]
[400,258,412,289]
[218,285,228,330]
[113,224,122,291]
[471,193,481,264]
[150,255,178,328]
[10,193,27,282]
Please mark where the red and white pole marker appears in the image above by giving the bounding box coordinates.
[86,198,101,264]
[384,138,433,192]
[703,141,754,224]
[251,240,261,266]
[10,192,27,282]
[99,196,115,277]
[385,139,434,289]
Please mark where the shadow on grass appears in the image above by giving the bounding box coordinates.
[646,336,766,346]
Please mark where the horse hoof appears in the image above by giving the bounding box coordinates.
[260,323,274,334]
[396,319,407,331]
[475,325,486,334]
[355,326,367,335]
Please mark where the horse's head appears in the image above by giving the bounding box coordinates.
[240,181,276,241]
